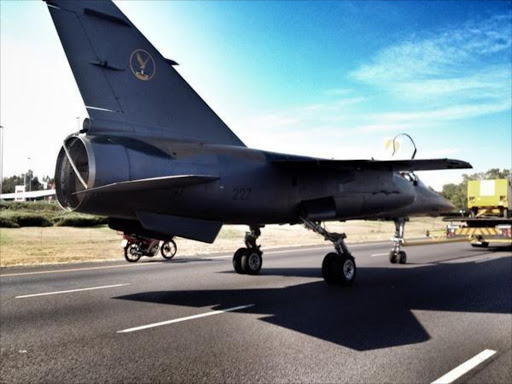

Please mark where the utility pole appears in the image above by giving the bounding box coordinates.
[27,157,32,193]
[0,125,4,196]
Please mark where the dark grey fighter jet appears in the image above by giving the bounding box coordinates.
[46,0,471,285]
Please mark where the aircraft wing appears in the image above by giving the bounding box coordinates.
[270,157,472,171]
[74,175,218,195]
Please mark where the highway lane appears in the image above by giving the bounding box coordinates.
[1,241,510,383]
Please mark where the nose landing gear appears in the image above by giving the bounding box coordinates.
[389,217,408,264]
[301,218,356,286]
[233,226,263,275]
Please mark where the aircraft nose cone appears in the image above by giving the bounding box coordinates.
[438,195,455,213]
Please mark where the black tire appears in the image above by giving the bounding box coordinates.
[241,248,263,275]
[322,252,356,286]
[389,251,398,264]
[398,251,407,264]
[232,248,246,274]
[471,242,489,248]
[161,240,177,260]
[124,243,141,263]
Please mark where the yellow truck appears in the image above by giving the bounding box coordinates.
[468,178,511,218]
[446,177,512,247]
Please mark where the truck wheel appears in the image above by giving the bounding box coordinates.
[471,242,489,248]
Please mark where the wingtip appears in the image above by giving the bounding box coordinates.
[446,159,473,169]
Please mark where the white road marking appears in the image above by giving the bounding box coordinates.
[117,304,255,333]
[2,243,389,277]
[16,283,130,299]
[370,252,389,257]
[209,255,235,260]
[474,256,499,264]
[2,263,157,277]
[431,349,496,384]
[209,246,333,259]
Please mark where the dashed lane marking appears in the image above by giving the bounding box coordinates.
[117,304,255,333]
[431,349,496,384]
[16,283,130,299]
[370,252,389,257]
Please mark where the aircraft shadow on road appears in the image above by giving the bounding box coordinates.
[115,256,511,351]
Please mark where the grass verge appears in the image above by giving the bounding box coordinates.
[0,217,446,267]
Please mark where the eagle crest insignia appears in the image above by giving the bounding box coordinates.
[130,49,156,81]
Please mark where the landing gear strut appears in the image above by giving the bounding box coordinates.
[301,218,356,286]
[389,217,408,264]
[232,226,263,275]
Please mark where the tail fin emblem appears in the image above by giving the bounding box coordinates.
[130,49,156,81]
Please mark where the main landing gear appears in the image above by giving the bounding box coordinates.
[233,226,263,275]
[389,217,408,264]
[301,217,356,286]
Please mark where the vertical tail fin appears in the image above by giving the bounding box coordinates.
[44,0,245,146]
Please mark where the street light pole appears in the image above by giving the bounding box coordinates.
[27,157,32,193]
[0,125,4,196]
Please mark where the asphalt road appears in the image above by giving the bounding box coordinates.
[1,241,511,383]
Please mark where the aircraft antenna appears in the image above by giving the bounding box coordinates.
[392,133,417,159]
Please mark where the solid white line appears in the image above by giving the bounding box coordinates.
[16,283,130,299]
[209,255,234,259]
[474,256,498,264]
[117,304,255,333]
[210,243,388,259]
[370,252,389,257]
[267,246,332,254]
[209,246,332,259]
[2,242,390,277]
[431,349,496,384]
[2,263,157,277]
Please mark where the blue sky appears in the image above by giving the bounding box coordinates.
[1,0,511,190]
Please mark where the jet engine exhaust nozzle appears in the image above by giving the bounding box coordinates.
[55,136,93,211]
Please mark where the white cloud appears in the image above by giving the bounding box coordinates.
[349,13,512,131]
[374,101,511,124]
[351,14,512,85]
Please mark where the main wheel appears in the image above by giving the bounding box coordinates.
[232,248,246,274]
[241,248,263,275]
[389,251,398,264]
[322,252,356,286]
[161,240,177,260]
[398,251,407,264]
[124,243,141,263]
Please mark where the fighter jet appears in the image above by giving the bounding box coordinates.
[45,0,471,285]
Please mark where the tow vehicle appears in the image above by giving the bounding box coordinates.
[445,178,512,246]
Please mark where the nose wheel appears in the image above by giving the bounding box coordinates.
[389,250,407,264]
[389,217,408,264]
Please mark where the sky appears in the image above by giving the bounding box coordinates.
[0,0,511,191]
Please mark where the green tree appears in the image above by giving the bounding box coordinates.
[1,175,24,193]
[441,183,466,210]
[1,170,44,193]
